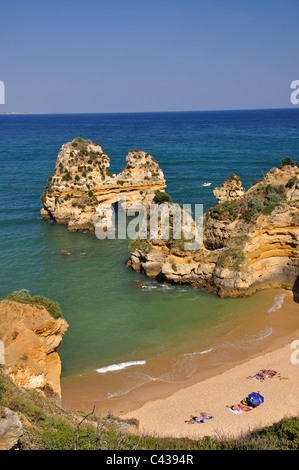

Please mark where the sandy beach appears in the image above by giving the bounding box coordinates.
[61,290,299,440]
[122,338,299,441]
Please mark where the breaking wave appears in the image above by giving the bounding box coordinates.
[96,360,146,374]
[267,294,286,313]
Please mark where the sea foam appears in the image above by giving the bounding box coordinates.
[267,294,286,313]
[96,360,146,374]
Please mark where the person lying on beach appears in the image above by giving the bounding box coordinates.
[200,412,213,420]
[227,395,262,414]
[185,415,204,424]
[227,404,252,413]
[185,413,213,423]
[247,369,279,381]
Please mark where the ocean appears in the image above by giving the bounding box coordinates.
[0,109,298,403]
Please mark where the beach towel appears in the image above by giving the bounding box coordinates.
[228,408,242,414]
[192,417,205,424]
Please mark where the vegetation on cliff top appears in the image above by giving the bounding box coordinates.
[5,289,62,319]
[206,159,298,224]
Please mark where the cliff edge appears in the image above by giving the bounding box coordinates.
[0,292,68,401]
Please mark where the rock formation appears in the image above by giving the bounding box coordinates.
[0,298,68,401]
[41,138,166,232]
[213,173,245,203]
[0,407,23,450]
[127,163,299,297]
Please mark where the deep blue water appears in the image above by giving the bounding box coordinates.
[0,109,298,392]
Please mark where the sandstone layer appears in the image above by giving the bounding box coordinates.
[0,299,68,400]
[127,164,299,297]
[40,138,166,232]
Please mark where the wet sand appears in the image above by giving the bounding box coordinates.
[61,291,299,438]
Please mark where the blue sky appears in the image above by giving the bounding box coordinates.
[0,0,298,113]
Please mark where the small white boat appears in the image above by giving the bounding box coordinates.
[202,182,211,187]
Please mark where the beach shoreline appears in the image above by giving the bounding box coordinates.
[61,290,299,438]
[122,338,299,440]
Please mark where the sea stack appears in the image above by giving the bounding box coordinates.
[40,138,166,232]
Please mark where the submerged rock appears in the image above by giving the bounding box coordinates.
[60,249,71,255]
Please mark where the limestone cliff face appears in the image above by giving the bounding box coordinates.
[0,300,68,401]
[41,138,166,231]
[128,164,299,297]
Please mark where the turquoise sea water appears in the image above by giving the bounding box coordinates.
[0,109,298,399]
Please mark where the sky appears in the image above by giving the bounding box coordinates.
[0,0,299,113]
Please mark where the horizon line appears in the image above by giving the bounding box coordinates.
[0,106,299,116]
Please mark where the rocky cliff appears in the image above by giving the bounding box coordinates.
[0,296,68,401]
[41,138,166,231]
[213,173,245,203]
[127,162,299,297]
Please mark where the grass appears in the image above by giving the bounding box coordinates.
[128,238,152,254]
[217,248,246,271]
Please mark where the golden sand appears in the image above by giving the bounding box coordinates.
[122,340,299,440]
[62,292,299,439]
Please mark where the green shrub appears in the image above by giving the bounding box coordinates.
[171,263,177,272]
[7,289,31,298]
[241,210,252,223]
[206,200,237,221]
[262,204,276,215]
[279,157,296,168]
[153,191,172,204]
[286,176,297,188]
[6,291,63,319]
[264,191,280,206]
[249,197,264,213]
